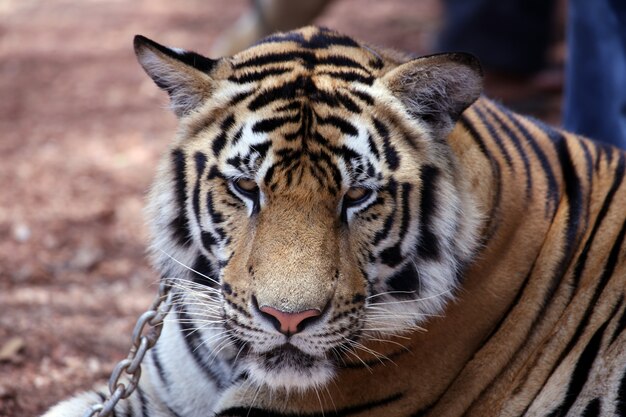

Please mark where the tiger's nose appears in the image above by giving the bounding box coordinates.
[259,305,322,336]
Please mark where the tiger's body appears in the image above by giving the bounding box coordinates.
[44,27,626,417]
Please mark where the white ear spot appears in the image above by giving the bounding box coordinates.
[134,35,217,117]
[170,47,187,55]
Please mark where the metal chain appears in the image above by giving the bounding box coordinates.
[82,280,172,417]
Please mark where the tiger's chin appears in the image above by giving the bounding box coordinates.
[244,344,335,391]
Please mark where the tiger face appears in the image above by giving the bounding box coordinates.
[136,27,483,390]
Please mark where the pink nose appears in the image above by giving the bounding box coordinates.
[259,306,321,335]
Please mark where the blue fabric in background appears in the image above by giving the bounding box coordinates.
[563,0,626,148]
[439,0,626,149]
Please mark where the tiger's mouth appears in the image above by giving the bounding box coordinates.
[242,343,336,390]
[260,344,319,370]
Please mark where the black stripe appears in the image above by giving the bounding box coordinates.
[221,114,236,131]
[248,78,308,111]
[276,102,301,112]
[320,70,374,85]
[191,254,219,289]
[256,29,361,50]
[368,54,384,70]
[177,306,230,390]
[335,144,361,164]
[372,118,400,170]
[216,392,402,417]
[581,398,601,417]
[166,405,184,417]
[378,182,414,267]
[388,261,420,293]
[496,104,560,215]
[552,133,583,253]
[319,149,343,194]
[547,318,611,417]
[605,144,616,166]
[212,132,228,157]
[416,165,441,261]
[285,104,313,141]
[150,344,168,389]
[169,149,192,246]
[201,231,217,251]
[317,55,369,71]
[474,104,514,169]
[351,89,374,105]
[458,114,502,242]
[252,114,299,133]
[372,181,398,246]
[483,104,532,197]
[557,158,626,357]
[212,115,236,157]
[234,51,317,70]
[594,143,605,172]
[537,134,583,308]
[318,115,358,136]
[549,216,626,415]
[313,90,361,113]
[458,114,491,158]
[610,296,626,345]
[228,67,290,84]
[214,226,227,241]
[307,30,361,49]
[249,140,273,162]
[379,245,403,267]
[207,190,225,224]
[192,153,207,224]
[617,366,626,415]
[230,127,244,147]
[229,90,253,106]
[263,164,276,188]
[136,385,148,417]
[572,153,625,289]
[578,139,595,185]
[125,397,135,417]
[366,131,381,159]
[308,164,327,189]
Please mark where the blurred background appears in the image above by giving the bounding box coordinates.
[0,1,565,415]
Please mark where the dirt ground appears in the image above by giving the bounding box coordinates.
[0,1,561,416]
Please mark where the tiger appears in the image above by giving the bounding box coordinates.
[43,26,626,417]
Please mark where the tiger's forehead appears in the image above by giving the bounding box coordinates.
[183,27,409,196]
[228,26,385,79]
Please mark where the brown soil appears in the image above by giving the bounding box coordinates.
[0,1,560,416]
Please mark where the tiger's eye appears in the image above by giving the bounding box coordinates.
[234,178,259,194]
[344,187,371,205]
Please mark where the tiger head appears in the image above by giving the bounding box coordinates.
[135,27,483,390]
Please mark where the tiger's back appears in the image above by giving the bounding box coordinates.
[43,26,626,417]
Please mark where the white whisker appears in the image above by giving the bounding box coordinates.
[366,290,451,307]
[366,290,417,299]
[159,249,221,286]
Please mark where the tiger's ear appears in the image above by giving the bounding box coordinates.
[134,35,218,117]
[382,53,483,137]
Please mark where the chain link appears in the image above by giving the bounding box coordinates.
[82,280,172,417]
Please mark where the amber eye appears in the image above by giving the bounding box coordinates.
[344,187,372,207]
[233,178,259,197]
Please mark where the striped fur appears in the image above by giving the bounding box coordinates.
[44,27,626,417]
